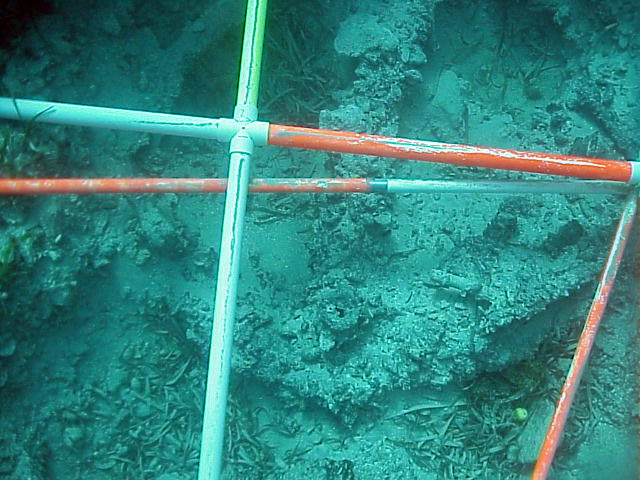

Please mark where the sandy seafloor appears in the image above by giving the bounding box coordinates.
[0,0,639,479]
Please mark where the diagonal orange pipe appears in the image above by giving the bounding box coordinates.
[531,192,637,479]
[268,124,637,182]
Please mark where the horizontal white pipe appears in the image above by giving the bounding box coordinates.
[384,179,631,195]
[0,97,269,145]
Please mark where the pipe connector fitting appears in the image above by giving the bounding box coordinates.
[229,129,254,156]
[629,160,640,184]
[229,103,268,146]
[231,103,269,146]
[233,104,258,123]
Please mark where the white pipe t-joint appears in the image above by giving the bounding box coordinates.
[228,128,255,156]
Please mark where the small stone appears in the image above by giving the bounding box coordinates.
[101,12,121,36]
[0,338,16,357]
[130,377,142,392]
[134,403,152,419]
[105,368,127,393]
[63,427,84,448]
[134,248,151,266]
[61,411,77,422]
[190,18,206,33]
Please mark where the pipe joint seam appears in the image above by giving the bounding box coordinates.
[243,120,269,146]
[233,104,258,122]
[232,104,268,146]
[629,161,640,184]
[217,118,269,146]
[229,130,255,156]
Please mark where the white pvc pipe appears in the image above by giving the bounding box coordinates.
[384,179,630,195]
[197,131,253,480]
[198,1,267,477]
[0,97,269,144]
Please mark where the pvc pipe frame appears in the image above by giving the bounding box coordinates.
[531,192,637,480]
[268,124,640,183]
[0,97,270,145]
[0,1,637,478]
[0,177,632,196]
[197,1,268,480]
[197,132,253,480]
[0,99,637,183]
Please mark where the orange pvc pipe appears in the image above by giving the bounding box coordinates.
[250,177,371,193]
[0,177,372,194]
[531,192,637,479]
[268,124,635,182]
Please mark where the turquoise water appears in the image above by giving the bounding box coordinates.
[0,0,638,479]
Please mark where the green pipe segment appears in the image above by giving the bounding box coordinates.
[236,0,268,110]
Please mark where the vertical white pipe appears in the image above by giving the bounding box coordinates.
[198,0,267,477]
[197,131,253,480]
